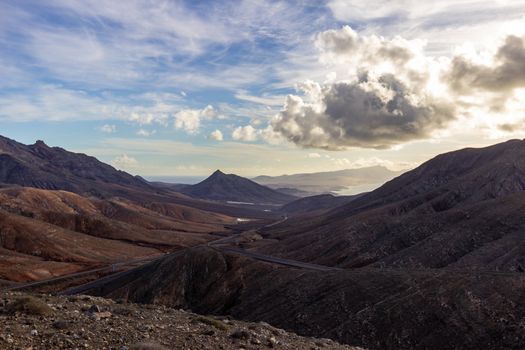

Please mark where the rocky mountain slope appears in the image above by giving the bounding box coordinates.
[0,292,361,350]
[0,136,150,196]
[279,194,358,216]
[257,139,525,270]
[181,170,296,205]
[85,247,525,350]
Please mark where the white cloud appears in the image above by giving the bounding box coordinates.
[0,85,186,124]
[0,1,328,95]
[209,129,224,141]
[136,129,156,137]
[234,90,286,106]
[0,85,116,122]
[99,124,116,133]
[258,125,285,145]
[174,105,215,134]
[129,112,168,126]
[269,26,525,150]
[232,125,258,142]
[112,154,138,169]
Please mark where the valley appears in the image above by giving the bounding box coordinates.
[2,135,525,349]
[3,3,524,349]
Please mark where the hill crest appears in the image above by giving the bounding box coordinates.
[181,169,296,205]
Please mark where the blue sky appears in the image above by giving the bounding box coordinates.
[1,1,525,177]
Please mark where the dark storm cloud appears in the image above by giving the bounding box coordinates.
[271,74,455,150]
[447,35,525,94]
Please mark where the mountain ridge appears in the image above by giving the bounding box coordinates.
[256,138,525,270]
[181,169,296,205]
[0,135,150,196]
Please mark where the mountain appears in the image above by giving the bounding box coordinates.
[0,135,150,197]
[181,170,297,205]
[253,166,402,196]
[0,135,277,219]
[50,138,525,350]
[257,138,525,270]
[0,186,235,281]
[279,193,360,216]
[86,247,525,350]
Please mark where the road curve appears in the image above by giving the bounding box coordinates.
[3,215,337,294]
[217,247,341,272]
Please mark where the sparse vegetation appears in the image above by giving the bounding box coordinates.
[192,315,229,330]
[6,296,53,316]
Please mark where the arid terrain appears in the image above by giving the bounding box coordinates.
[4,2,525,349]
[84,246,525,350]
[0,292,362,349]
[3,136,525,350]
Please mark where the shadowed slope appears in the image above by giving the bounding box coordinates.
[0,136,149,196]
[87,247,525,350]
[257,139,525,270]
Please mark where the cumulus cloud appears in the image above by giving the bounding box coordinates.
[232,125,258,142]
[270,26,525,149]
[99,124,116,133]
[230,124,284,144]
[272,76,454,150]
[447,35,525,95]
[112,154,138,169]
[174,105,215,134]
[315,26,425,69]
[209,129,223,141]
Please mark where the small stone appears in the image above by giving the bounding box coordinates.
[89,311,112,320]
[268,336,278,348]
[30,329,38,336]
[88,305,101,313]
[230,329,250,340]
[53,320,70,329]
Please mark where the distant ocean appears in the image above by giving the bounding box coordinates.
[146,176,206,185]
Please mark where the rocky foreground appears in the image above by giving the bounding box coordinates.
[0,292,362,350]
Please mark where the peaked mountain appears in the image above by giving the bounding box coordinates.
[258,139,525,270]
[0,135,150,196]
[0,135,277,219]
[181,170,296,205]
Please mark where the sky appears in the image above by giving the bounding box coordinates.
[1,0,525,178]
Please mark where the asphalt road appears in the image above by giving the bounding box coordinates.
[218,247,341,272]
[2,254,167,292]
[3,214,340,294]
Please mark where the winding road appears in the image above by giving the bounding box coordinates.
[3,214,339,294]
